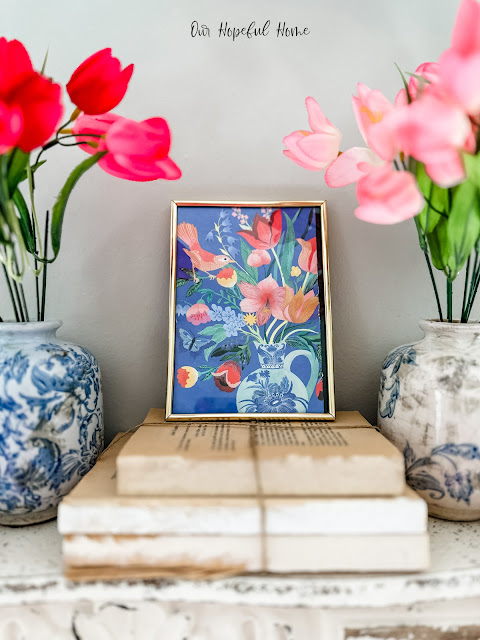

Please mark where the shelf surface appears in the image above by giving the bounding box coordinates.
[0,517,479,608]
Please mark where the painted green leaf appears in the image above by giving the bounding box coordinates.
[280,211,295,287]
[186,281,203,297]
[176,278,189,287]
[239,238,257,283]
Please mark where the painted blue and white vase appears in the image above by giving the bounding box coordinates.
[378,319,480,521]
[236,342,319,413]
[0,321,103,526]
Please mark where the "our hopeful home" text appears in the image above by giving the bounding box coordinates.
[190,21,310,41]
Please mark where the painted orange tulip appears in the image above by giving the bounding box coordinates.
[283,287,319,324]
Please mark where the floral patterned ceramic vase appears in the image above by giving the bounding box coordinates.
[0,321,103,526]
[378,319,480,521]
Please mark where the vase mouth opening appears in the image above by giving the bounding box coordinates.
[0,320,62,331]
[420,319,480,333]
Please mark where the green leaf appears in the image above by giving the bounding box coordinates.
[51,151,106,258]
[186,280,203,297]
[12,189,35,253]
[416,163,448,233]
[304,274,318,295]
[426,218,449,272]
[198,324,227,340]
[7,150,30,194]
[280,212,295,287]
[176,278,189,287]
[234,266,256,285]
[446,180,480,279]
[463,152,480,188]
[394,62,412,103]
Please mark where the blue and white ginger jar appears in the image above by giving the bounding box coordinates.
[0,321,103,525]
[378,319,480,521]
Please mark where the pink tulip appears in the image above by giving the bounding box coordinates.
[438,0,480,114]
[387,93,473,187]
[74,114,181,181]
[408,62,440,100]
[283,97,341,170]
[355,164,424,225]
[352,83,397,161]
[325,147,383,188]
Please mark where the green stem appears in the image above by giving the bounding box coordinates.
[271,247,285,286]
[265,317,278,338]
[414,217,443,322]
[13,251,29,321]
[2,263,20,321]
[10,270,25,322]
[447,280,453,323]
[283,327,318,339]
[300,272,310,292]
[461,256,471,323]
[41,211,50,321]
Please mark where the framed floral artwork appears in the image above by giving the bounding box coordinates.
[165,201,334,420]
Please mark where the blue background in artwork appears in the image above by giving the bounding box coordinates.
[172,205,326,414]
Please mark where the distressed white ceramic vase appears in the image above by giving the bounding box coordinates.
[0,321,103,526]
[378,320,480,521]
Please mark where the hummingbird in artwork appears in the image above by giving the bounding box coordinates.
[177,222,233,282]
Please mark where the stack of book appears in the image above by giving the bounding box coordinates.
[58,410,430,580]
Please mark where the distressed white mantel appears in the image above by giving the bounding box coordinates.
[0,518,480,639]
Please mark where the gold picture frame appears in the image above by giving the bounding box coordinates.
[166,201,334,421]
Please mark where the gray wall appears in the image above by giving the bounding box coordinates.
[5,0,460,438]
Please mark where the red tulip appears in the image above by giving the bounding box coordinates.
[67,48,134,115]
[0,38,63,153]
[73,113,181,181]
[237,209,282,250]
[0,101,22,154]
[8,72,63,152]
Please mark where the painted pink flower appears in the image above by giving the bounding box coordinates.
[283,97,341,170]
[438,0,480,114]
[238,276,286,326]
[74,113,181,181]
[213,361,241,393]
[186,303,211,326]
[247,249,271,268]
[355,164,425,224]
[238,209,282,250]
[352,83,398,162]
[297,237,318,274]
